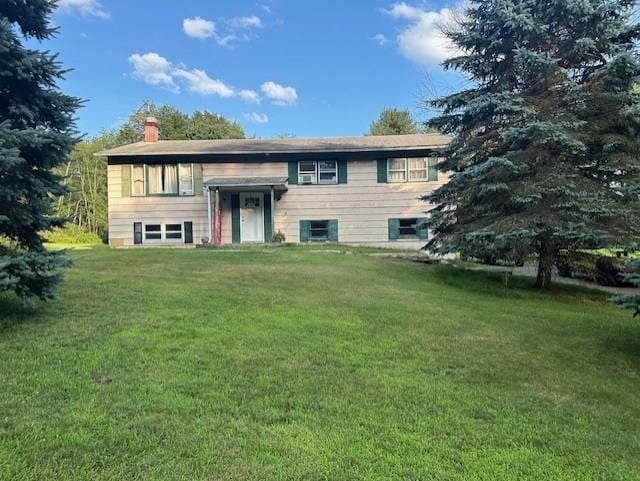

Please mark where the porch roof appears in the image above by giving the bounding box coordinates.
[203,176,289,191]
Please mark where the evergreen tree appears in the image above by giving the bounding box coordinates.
[0,0,79,299]
[426,0,640,288]
[368,108,418,135]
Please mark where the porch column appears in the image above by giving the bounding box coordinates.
[215,187,221,245]
[270,186,275,242]
[206,186,212,243]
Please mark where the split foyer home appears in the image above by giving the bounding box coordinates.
[98,118,450,248]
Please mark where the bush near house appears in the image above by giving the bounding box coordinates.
[44,225,103,245]
[556,251,636,287]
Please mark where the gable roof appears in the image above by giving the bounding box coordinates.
[97,133,450,158]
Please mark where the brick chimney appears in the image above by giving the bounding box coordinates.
[144,117,159,143]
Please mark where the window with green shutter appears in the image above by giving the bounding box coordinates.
[300,219,338,242]
[388,218,428,240]
[377,159,388,183]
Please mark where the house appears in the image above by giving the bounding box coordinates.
[98,118,450,248]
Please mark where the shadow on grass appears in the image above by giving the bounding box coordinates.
[0,293,45,331]
[424,262,611,305]
[605,332,640,366]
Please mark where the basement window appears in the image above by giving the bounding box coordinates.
[309,220,329,241]
[144,223,183,242]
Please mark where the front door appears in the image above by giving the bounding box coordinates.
[240,192,264,243]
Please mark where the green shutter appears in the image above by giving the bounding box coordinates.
[121,165,131,197]
[388,218,400,240]
[338,160,348,184]
[231,194,240,244]
[263,193,273,242]
[416,218,428,240]
[377,159,388,183]
[288,161,298,185]
[328,220,338,242]
[193,163,203,195]
[428,157,438,181]
[299,220,311,242]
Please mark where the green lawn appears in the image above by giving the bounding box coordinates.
[1,245,638,480]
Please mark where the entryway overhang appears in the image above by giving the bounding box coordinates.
[204,177,288,245]
[203,177,289,192]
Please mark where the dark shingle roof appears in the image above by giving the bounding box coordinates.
[97,134,450,157]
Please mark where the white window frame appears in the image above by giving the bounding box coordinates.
[178,163,194,196]
[388,158,408,183]
[408,158,429,181]
[133,164,195,196]
[298,161,338,185]
[317,161,338,185]
[131,164,146,197]
[143,223,184,243]
[388,158,430,183]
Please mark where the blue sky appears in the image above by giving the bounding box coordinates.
[48,0,465,138]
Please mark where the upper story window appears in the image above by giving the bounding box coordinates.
[298,160,338,185]
[132,163,194,196]
[387,157,438,182]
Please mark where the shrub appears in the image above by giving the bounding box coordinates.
[44,224,102,245]
[272,230,286,243]
[556,251,633,287]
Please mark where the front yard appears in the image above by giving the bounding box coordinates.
[0,245,638,480]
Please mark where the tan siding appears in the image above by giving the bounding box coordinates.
[273,160,444,247]
[107,160,446,248]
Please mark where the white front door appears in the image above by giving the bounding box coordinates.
[240,192,264,243]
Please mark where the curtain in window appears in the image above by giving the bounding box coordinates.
[148,165,161,193]
[165,165,178,193]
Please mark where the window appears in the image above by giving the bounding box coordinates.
[310,220,329,241]
[132,165,145,196]
[165,224,183,240]
[133,163,196,196]
[318,161,337,184]
[300,219,338,242]
[388,158,407,182]
[388,217,428,240]
[144,223,183,242]
[408,158,428,180]
[179,164,193,195]
[387,157,437,182]
[399,218,418,237]
[148,164,178,194]
[144,224,162,240]
[298,161,338,185]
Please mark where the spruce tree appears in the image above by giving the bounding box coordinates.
[0,1,79,299]
[425,0,640,288]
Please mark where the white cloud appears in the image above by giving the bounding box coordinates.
[129,52,286,105]
[183,17,216,39]
[371,34,389,46]
[383,2,461,66]
[58,0,109,19]
[229,15,263,28]
[173,68,235,97]
[244,112,269,124]
[261,81,298,106]
[238,89,261,103]
[129,53,178,92]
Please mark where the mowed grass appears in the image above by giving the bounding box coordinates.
[0,245,639,481]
